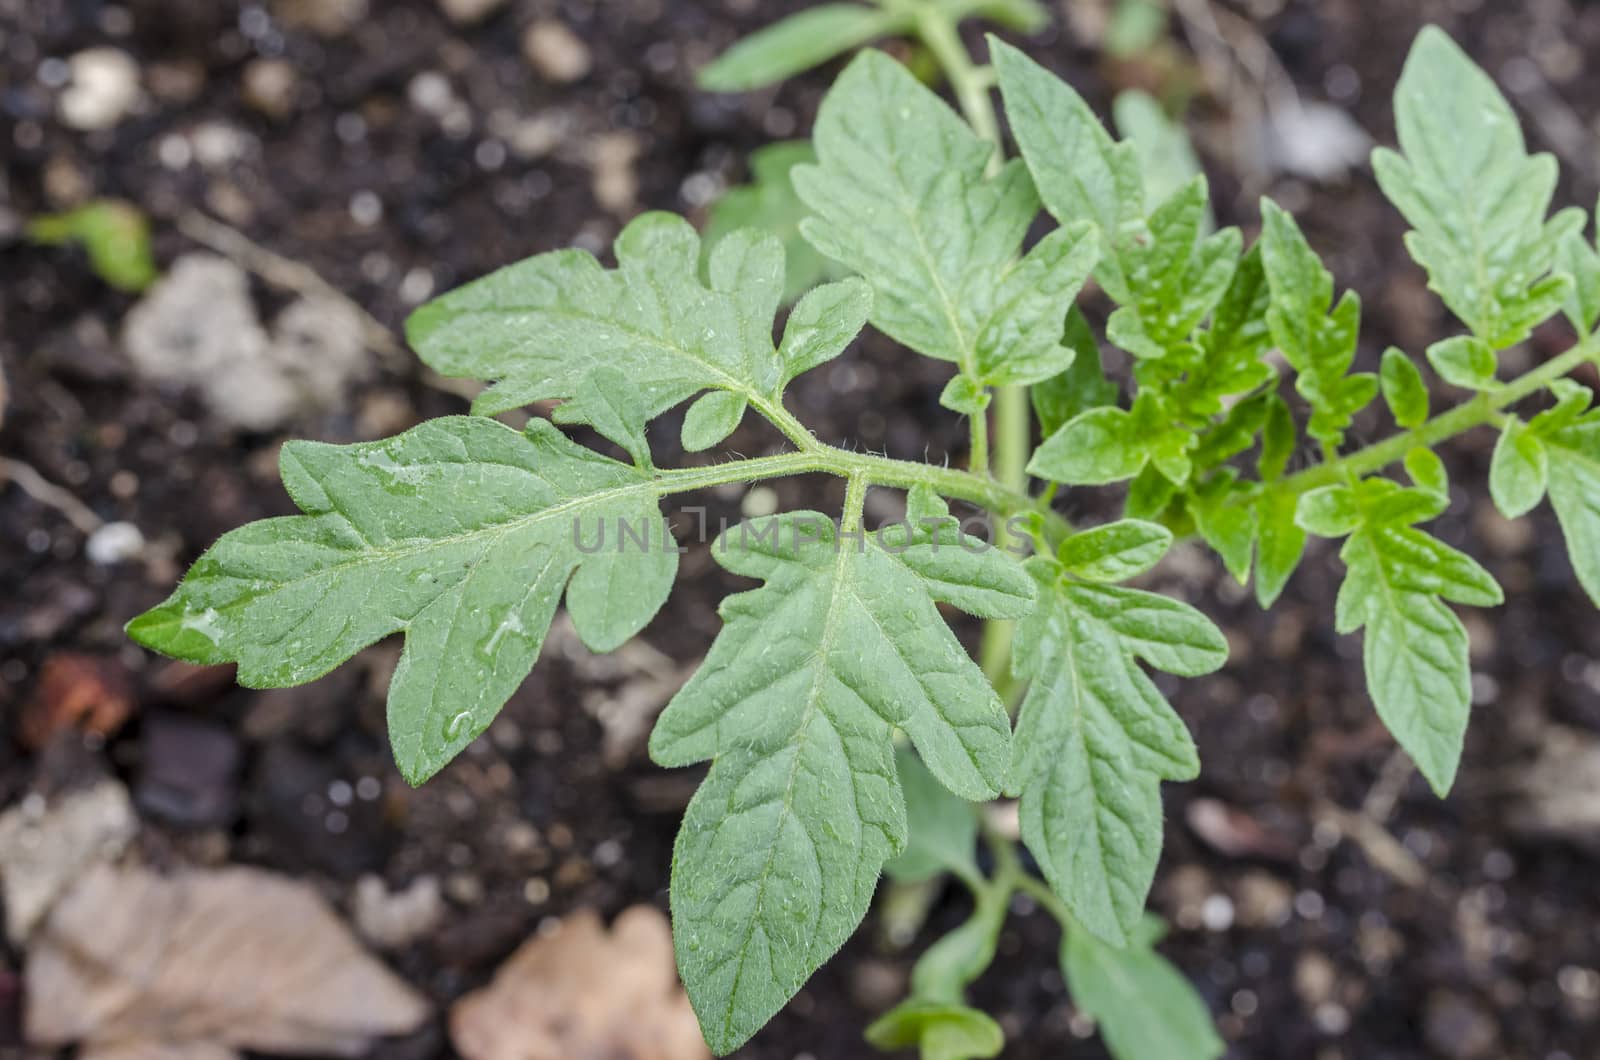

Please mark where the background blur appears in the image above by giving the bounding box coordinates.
[4,1,1600,1057]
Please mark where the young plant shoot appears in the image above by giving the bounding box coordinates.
[130,4,1600,1056]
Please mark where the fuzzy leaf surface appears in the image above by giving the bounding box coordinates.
[128,417,677,784]
[649,512,1033,1052]
[1372,27,1581,350]
[1009,558,1224,946]
[1261,200,1376,444]
[1062,916,1223,1060]
[797,51,1094,387]
[407,213,858,422]
[1335,481,1503,795]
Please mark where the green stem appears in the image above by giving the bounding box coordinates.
[914,4,1033,684]
[1285,335,1600,493]
[654,443,1064,539]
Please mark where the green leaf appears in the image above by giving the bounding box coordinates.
[1426,335,1497,391]
[1532,403,1600,607]
[1189,472,1257,584]
[698,5,910,93]
[577,366,653,470]
[940,375,991,416]
[885,748,980,885]
[1029,393,1193,487]
[707,142,851,305]
[992,39,1145,299]
[1257,393,1297,482]
[1489,416,1547,519]
[681,390,748,452]
[1556,207,1600,334]
[1380,346,1430,428]
[408,213,832,423]
[1372,26,1582,350]
[649,512,1033,1052]
[1254,485,1305,608]
[865,1001,1003,1060]
[1260,199,1375,445]
[798,52,1091,389]
[1104,179,1240,360]
[1113,90,1209,231]
[27,199,157,292]
[127,417,677,785]
[937,0,1050,32]
[1295,484,1360,538]
[1335,480,1503,795]
[974,223,1101,386]
[1174,245,1277,421]
[1032,307,1119,437]
[779,276,874,384]
[1404,446,1450,498]
[1057,520,1173,583]
[1063,916,1223,1060]
[1010,559,1225,945]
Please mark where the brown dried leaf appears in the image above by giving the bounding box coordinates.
[449,905,707,1060]
[25,864,429,1056]
[21,653,135,751]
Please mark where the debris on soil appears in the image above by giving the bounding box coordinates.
[590,132,642,216]
[242,59,299,120]
[24,863,430,1057]
[85,521,146,566]
[354,874,446,951]
[58,48,142,131]
[121,255,369,431]
[0,779,137,943]
[438,0,508,26]
[19,653,135,752]
[1256,100,1373,182]
[1506,725,1600,844]
[448,905,706,1060]
[1422,990,1501,1059]
[522,21,592,84]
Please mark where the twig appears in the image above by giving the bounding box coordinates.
[176,210,409,368]
[1312,799,1427,889]
[0,456,104,536]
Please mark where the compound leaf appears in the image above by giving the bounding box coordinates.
[798,51,1090,389]
[1261,199,1375,445]
[127,417,678,785]
[698,4,910,93]
[992,39,1144,300]
[1335,481,1503,795]
[1062,915,1223,1060]
[649,512,1032,1052]
[1010,558,1224,946]
[407,212,843,423]
[1372,26,1582,351]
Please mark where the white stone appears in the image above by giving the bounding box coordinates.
[59,48,142,131]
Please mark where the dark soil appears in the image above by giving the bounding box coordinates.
[4,1,1600,1057]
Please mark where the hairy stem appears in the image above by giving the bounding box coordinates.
[654,444,1064,539]
[1285,335,1600,493]
[915,4,1032,684]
